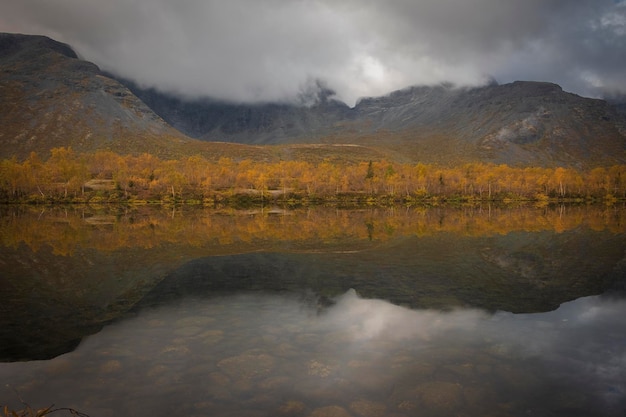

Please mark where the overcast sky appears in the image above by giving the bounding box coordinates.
[1,0,625,105]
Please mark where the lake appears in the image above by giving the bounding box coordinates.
[1,204,625,416]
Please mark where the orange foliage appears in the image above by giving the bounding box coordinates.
[1,147,626,203]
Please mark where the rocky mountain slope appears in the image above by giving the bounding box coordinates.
[355,81,626,166]
[0,33,206,160]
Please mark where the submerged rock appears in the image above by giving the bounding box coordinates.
[307,359,334,378]
[349,399,387,417]
[275,400,306,416]
[100,359,122,373]
[217,351,275,380]
[415,381,464,411]
[308,405,353,417]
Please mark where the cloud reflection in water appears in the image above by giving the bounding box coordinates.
[1,290,624,416]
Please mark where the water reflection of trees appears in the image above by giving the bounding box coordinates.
[1,204,624,256]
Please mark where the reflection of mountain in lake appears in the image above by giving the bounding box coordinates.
[140,228,626,313]
[1,205,625,361]
[0,242,179,361]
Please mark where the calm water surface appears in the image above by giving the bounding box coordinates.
[1,205,625,416]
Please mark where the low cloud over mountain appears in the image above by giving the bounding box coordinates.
[2,1,626,105]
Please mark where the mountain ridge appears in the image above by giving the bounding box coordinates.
[117,74,626,167]
[2,32,626,167]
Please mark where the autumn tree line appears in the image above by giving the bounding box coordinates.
[1,147,626,204]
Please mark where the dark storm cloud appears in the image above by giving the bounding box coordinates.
[1,0,625,105]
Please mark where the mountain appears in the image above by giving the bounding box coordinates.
[0,33,219,160]
[2,32,626,167]
[0,33,385,163]
[120,76,626,167]
[352,81,626,166]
